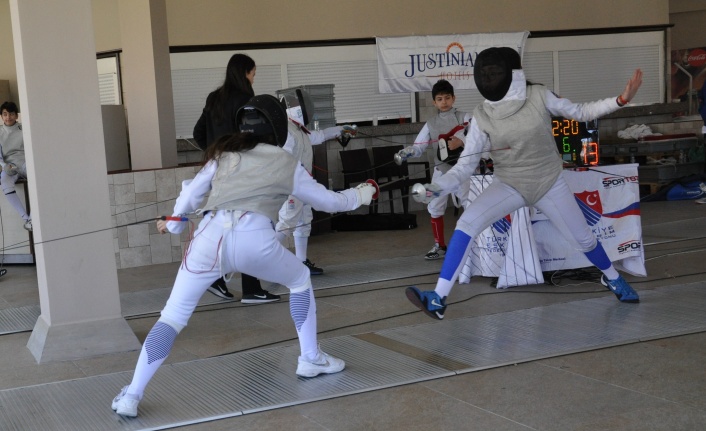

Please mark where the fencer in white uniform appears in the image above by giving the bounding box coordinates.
[276,89,357,274]
[406,47,644,320]
[395,80,472,260]
[112,95,377,418]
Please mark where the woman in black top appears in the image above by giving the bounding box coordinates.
[193,53,280,303]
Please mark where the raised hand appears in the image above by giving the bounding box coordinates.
[620,69,643,104]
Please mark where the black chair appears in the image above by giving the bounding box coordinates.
[339,148,376,213]
[372,145,432,214]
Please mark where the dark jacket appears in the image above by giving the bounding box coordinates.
[193,90,252,150]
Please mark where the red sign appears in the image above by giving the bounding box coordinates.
[687,48,706,67]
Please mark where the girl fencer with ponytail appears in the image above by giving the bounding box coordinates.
[112,95,379,418]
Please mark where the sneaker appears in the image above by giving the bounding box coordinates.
[112,386,141,418]
[424,243,446,260]
[601,274,640,303]
[696,197,706,204]
[23,219,32,232]
[296,347,345,377]
[241,290,280,304]
[303,259,324,275]
[207,279,234,299]
[405,286,447,320]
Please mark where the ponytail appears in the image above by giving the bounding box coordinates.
[203,132,259,163]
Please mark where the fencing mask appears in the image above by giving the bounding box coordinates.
[279,88,315,127]
[236,94,289,147]
[474,47,522,102]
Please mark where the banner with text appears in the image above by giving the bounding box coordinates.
[376,32,529,93]
[458,164,645,288]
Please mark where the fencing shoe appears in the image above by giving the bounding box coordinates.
[424,243,446,260]
[303,259,324,275]
[601,274,640,303]
[296,347,345,377]
[207,278,234,299]
[241,290,280,304]
[405,286,447,320]
[112,386,141,418]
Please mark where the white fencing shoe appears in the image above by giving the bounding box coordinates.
[296,347,345,378]
[112,386,141,418]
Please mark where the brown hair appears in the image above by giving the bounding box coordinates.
[203,132,260,163]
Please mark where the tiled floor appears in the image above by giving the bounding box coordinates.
[1,200,706,430]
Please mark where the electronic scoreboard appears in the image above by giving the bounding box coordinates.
[551,117,599,167]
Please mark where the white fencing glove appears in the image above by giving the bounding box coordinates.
[411,183,442,204]
[394,146,416,165]
[5,164,17,176]
[341,124,358,137]
[355,182,377,206]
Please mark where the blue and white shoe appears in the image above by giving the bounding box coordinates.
[405,286,447,320]
[601,274,640,303]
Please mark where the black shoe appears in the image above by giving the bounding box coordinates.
[241,290,281,304]
[303,259,324,275]
[207,279,234,299]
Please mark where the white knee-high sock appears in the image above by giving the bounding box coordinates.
[4,192,28,220]
[289,287,318,359]
[126,321,178,397]
[294,237,308,261]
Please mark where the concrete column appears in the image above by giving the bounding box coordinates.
[119,0,178,170]
[9,0,140,362]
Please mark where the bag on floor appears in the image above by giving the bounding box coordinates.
[642,174,706,201]
[331,213,417,231]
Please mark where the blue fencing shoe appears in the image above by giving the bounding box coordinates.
[601,274,640,303]
[405,286,447,320]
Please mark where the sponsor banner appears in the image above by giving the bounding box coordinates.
[459,164,645,288]
[534,164,644,276]
[376,32,529,93]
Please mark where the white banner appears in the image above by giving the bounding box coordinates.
[376,32,529,93]
[459,164,646,288]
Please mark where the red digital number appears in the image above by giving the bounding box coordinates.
[582,142,599,165]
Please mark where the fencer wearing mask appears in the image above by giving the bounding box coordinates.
[276,89,357,275]
[406,47,644,320]
[112,95,377,418]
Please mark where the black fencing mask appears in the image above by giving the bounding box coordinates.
[474,47,521,102]
[236,94,289,147]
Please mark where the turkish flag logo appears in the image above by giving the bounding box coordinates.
[575,190,603,214]
[574,190,603,226]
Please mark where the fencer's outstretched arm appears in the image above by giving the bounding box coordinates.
[395,123,432,163]
[547,69,643,121]
[308,126,343,146]
[161,161,216,234]
[291,164,374,212]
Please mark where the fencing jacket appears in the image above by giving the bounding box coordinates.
[201,144,298,222]
[426,108,467,174]
[473,83,560,204]
[438,70,623,205]
[0,123,24,169]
